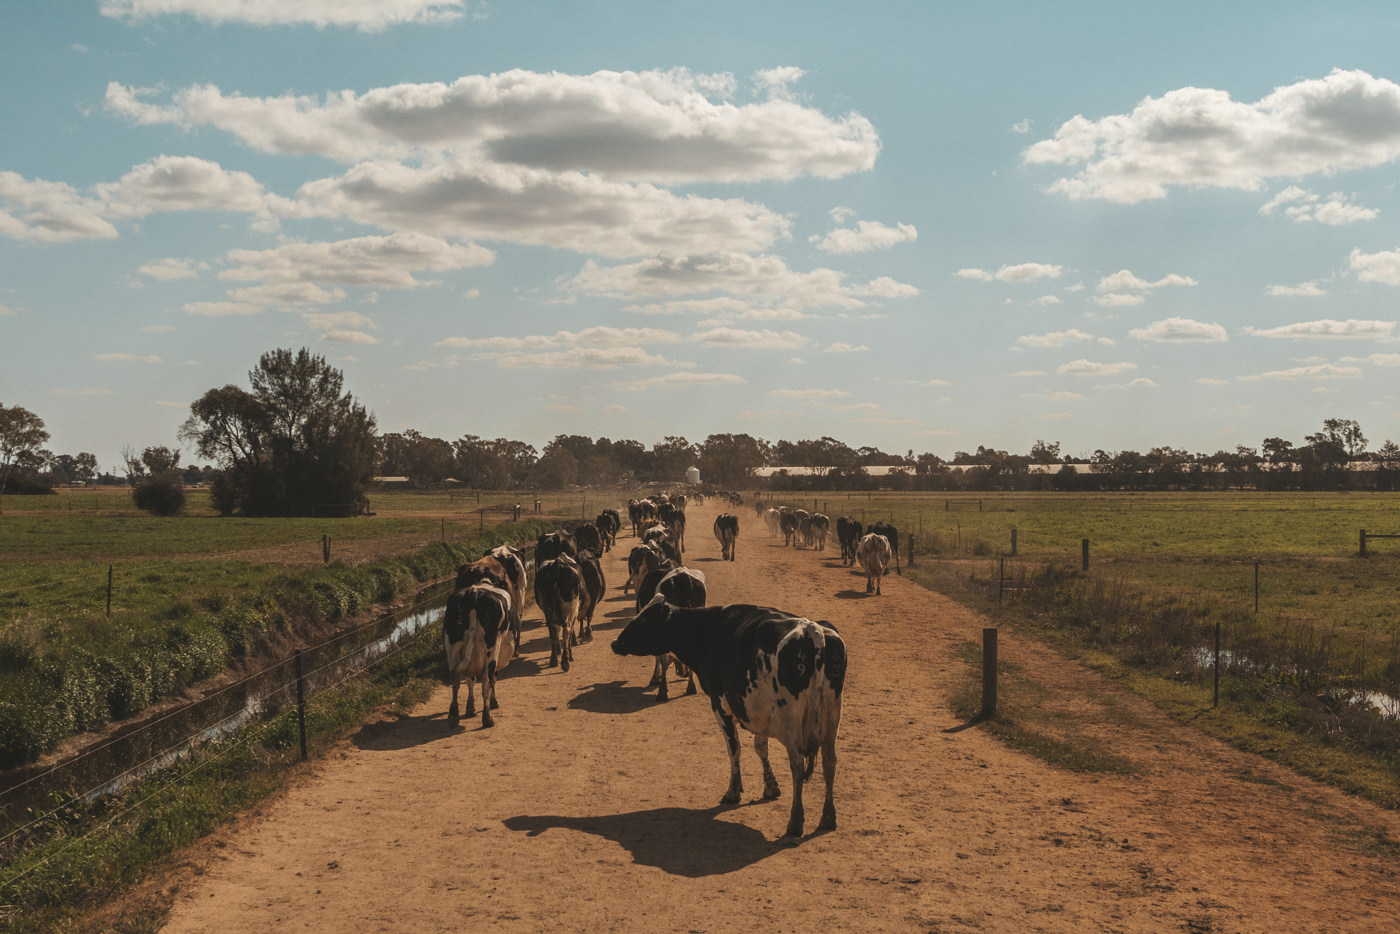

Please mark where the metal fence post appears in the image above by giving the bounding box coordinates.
[294,649,308,762]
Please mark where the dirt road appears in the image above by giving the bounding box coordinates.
[158,500,1400,933]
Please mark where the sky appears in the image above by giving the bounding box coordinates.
[7,2,1400,473]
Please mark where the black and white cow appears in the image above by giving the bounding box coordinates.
[628,498,658,538]
[442,583,515,729]
[535,556,584,670]
[625,542,671,595]
[868,522,900,574]
[779,509,800,547]
[612,600,846,838]
[836,517,863,567]
[573,522,604,558]
[809,514,830,552]
[481,545,528,651]
[855,532,892,595]
[633,565,707,700]
[575,550,606,643]
[595,509,621,552]
[536,529,577,564]
[713,513,739,561]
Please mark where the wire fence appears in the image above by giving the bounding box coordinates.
[0,577,456,867]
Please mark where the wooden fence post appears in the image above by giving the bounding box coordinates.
[322,535,331,564]
[1360,528,1368,557]
[981,628,998,719]
[1081,538,1090,572]
[1011,527,1018,557]
[107,565,113,618]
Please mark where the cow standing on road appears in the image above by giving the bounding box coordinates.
[855,533,892,595]
[713,513,739,561]
[442,583,515,729]
[535,557,584,671]
[612,599,847,838]
[633,565,708,700]
[836,517,862,567]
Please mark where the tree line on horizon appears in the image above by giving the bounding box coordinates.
[3,349,1399,516]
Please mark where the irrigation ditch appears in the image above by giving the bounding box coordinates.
[0,578,461,835]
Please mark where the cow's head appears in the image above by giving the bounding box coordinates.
[611,593,673,657]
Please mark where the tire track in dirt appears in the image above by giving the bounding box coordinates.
[158,501,1400,933]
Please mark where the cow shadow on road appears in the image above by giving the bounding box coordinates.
[352,710,463,751]
[833,589,875,599]
[567,679,657,714]
[503,805,780,875]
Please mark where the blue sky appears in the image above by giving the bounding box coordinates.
[7,2,1400,473]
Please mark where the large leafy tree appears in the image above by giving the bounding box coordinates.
[0,403,49,511]
[699,433,769,487]
[380,430,455,487]
[181,349,378,516]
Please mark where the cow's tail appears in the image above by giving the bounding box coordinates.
[798,626,829,784]
[801,624,846,784]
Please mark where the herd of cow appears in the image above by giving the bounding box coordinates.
[753,501,902,596]
[436,492,905,837]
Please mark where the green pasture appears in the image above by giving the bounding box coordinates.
[757,490,1400,635]
[0,487,625,622]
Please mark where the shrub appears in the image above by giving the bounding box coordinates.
[132,475,186,516]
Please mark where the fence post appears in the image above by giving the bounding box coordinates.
[294,649,308,762]
[1081,538,1090,572]
[322,535,331,564]
[1254,563,1259,614]
[907,533,914,568]
[1011,527,1018,557]
[1360,528,1368,557]
[107,565,113,618]
[981,628,998,719]
[998,558,1005,603]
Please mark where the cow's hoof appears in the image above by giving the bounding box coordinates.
[819,808,836,831]
[685,682,698,696]
[783,822,804,839]
[489,697,500,710]
[481,711,494,728]
[656,689,669,702]
[721,791,741,806]
[561,657,571,673]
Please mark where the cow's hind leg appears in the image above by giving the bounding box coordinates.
[713,704,743,804]
[463,679,477,719]
[753,735,781,799]
[447,680,461,729]
[654,654,670,701]
[783,745,807,838]
[481,666,496,728]
[818,732,837,830]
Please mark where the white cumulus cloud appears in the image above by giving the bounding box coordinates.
[810,220,917,254]
[1130,317,1228,343]
[1244,319,1394,340]
[1024,69,1400,203]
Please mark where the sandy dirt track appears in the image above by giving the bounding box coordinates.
[157,500,1400,933]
